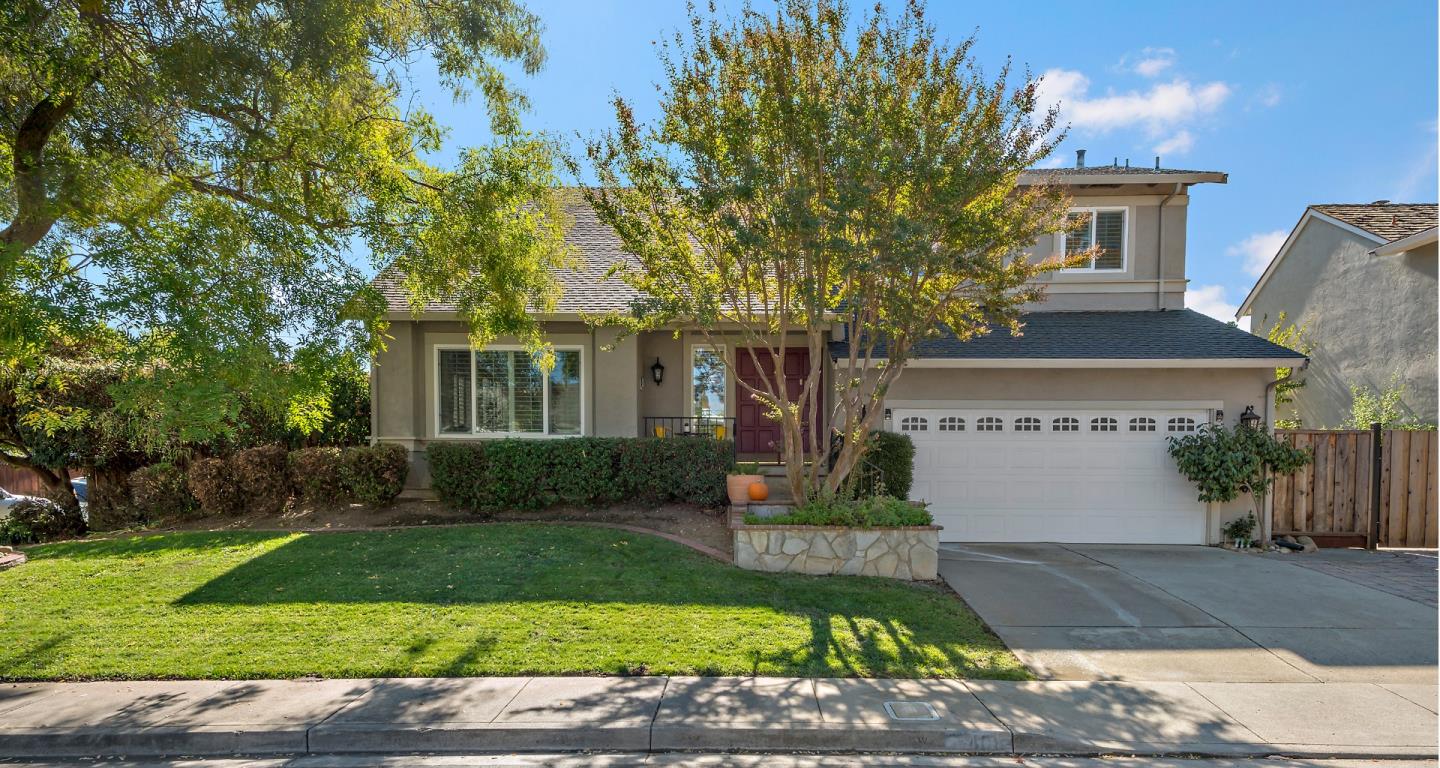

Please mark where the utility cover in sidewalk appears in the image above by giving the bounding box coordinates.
[883,700,939,721]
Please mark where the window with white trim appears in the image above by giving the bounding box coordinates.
[1090,417,1118,432]
[1061,208,1126,271]
[1015,416,1042,432]
[690,347,726,418]
[437,347,582,436]
[1053,416,1080,432]
[977,416,1004,432]
[1167,417,1197,433]
[1129,417,1157,432]
[900,416,927,432]
[939,416,965,432]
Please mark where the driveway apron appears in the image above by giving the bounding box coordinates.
[939,543,1439,684]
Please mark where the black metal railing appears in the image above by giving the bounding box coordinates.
[644,416,738,457]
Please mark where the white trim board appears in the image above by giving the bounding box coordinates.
[835,357,1301,369]
[1371,226,1438,256]
[1237,208,1387,319]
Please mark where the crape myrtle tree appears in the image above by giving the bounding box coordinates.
[584,0,1086,502]
[0,0,571,457]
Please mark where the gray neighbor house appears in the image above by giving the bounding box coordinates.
[1238,203,1438,428]
[371,161,1307,546]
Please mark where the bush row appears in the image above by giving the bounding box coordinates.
[428,437,733,512]
[744,495,932,528]
[86,443,409,531]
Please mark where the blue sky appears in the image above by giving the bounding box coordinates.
[406,0,1437,324]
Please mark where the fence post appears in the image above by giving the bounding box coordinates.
[1368,422,1383,550]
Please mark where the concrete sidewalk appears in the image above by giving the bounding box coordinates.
[0,676,1435,760]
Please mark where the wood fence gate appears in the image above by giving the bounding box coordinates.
[1274,429,1437,548]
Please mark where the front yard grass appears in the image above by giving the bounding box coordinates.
[0,523,1027,681]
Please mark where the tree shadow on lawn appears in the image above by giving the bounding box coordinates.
[150,523,1018,678]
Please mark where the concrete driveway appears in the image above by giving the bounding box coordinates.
[939,544,1438,684]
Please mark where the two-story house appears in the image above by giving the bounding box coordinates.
[370,159,1305,545]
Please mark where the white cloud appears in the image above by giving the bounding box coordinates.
[1037,68,1231,139]
[1153,130,1194,156]
[1187,284,1246,328]
[1227,230,1288,278]
[1128,47,1176,78]
[1254,83,1282,108]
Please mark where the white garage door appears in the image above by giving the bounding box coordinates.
[893,406,1208,544]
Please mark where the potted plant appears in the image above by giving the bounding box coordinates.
[1221,512,1257,550]
[726,462,764,506]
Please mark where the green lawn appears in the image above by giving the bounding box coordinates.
[0,524,1027,681]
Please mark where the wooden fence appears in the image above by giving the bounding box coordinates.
[1274,429,1437,548]
[0,464,53,496]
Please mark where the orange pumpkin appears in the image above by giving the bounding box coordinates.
[747,481,769,502]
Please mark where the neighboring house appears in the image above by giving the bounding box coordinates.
[372,158,1305,545]
[1237,203,1439,428]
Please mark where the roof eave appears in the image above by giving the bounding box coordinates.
[834,356,1305,369]
[1018,171,1228,186]
[1370,226,1439,256]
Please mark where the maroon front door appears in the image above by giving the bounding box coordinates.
[734,348,819,456]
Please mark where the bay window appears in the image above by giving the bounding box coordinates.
[436,346,582,436]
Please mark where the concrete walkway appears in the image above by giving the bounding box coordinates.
[938,544,1439,683]
[0,676,1434,760]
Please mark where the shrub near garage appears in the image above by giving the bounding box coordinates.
[851,430,915,499]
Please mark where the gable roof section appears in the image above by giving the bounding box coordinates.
[1237,203,1439,319]
[829,309,1304,366]
[1311,203,1438,242]
[374,194,642,315]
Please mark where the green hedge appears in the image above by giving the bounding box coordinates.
[745,495,931,528]
[852,430,915,500]
[428,437,732,512]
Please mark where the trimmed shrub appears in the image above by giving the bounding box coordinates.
[288,447,344,505]
[231,443,289,515]
[745,494,931,528]
[125,463,198,524]
[852,431,915,500]
[187,457,245,516]
[428,437,731,512]
[1,498,87,544]
[339,443,408,505]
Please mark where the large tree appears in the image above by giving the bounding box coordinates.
[1,0,571,446]
[585,0,1085,502]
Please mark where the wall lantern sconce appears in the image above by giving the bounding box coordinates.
[1239,405,1262,430]
[650,357,665,386]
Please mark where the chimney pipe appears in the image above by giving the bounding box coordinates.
[1076,149,1087,168]
[1154,156,1161,170]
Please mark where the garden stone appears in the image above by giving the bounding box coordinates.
[781,536,808,556]
[1297,536,1319,553]
[732,525,940,581]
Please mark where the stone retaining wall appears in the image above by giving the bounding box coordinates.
[733,525,940,581]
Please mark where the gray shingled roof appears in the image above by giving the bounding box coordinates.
[1312,203,1438,242]
[1026,164,1221,176]
[828,310,1306,361]
[375,193,641,314]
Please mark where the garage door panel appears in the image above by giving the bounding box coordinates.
[895,406,1207,545]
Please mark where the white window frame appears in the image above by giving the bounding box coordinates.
[1059,206,1128,272]
[684,342,730,421]
[432,344,585,438]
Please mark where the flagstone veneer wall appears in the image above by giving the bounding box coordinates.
[733,525,940,581]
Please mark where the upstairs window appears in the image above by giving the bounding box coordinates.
[1062,208,1126,271]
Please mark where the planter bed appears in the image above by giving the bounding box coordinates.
[733,523,940,581]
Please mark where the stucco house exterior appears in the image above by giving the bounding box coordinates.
[1237,203,1438,428]
[371,160,1305,546]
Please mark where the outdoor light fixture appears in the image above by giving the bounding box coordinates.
[1239,405,1262,429]
[650,357,665,385]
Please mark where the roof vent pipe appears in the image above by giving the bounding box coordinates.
[1076,149,1086,168]
[1154,156,1161,170]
